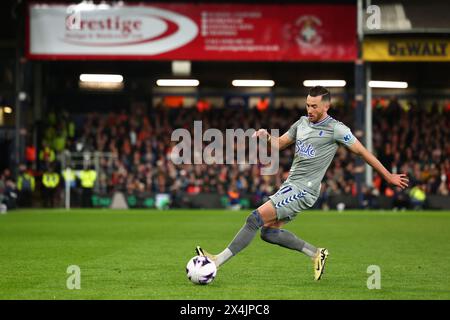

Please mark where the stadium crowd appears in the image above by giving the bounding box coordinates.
[2,98,449,210]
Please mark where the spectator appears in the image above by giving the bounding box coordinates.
[17,164,35,207]
[227,185,241,211]
[25,139,37,169]
[39,141,56,170]
[42,165,60,208]
[361,185,379,209]
[38,98,447,209]
[392,187,409,211]
[1,169,17,210]
[62,165,78,206]
[79,165,97,208]
[409,183,427,210]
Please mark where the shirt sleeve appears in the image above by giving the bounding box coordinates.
[334,122,357,147]
[287,119,301,140]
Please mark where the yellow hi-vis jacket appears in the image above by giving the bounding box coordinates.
[62,168,76,182]
[42,172,60,189]
[18,173,36,192]
[409,186,426,202]
[79,170,97,188]
[62,168,77,188]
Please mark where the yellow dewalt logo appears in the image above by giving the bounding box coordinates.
[388,41,448,57]
[363,39,450,61]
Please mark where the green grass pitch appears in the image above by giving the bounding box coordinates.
[0,209,449,300]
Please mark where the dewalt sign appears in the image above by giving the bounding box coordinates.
[363,39,450,61]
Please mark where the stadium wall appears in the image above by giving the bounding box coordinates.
[85,192,450,211]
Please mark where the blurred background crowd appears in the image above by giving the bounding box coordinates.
[2,98,448,211]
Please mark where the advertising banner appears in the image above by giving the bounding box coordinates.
[363,39,450,62]
[28,3,356,61]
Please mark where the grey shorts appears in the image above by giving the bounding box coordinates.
[269,183,318,222]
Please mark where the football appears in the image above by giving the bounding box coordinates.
[186,256,217,285]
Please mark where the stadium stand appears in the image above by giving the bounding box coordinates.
[7,97,445,210]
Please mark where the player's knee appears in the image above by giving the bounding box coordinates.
[260,227,281,243]
[246,210,264,230]
[260,227,270,242]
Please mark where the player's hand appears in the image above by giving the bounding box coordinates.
[388,173,409,189]
[252,129,269,139]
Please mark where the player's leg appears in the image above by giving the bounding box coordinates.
[260,223,328,280]
[262,185,329,280]
[227,200,278,255]
[196,200,277,268]
[260,221,318,258]
[261,186,317,257]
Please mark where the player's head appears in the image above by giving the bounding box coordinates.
[306,86,331,123]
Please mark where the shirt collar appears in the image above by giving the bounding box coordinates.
[309,115,331,126]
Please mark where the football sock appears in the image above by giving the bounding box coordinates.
[225,210,264,263]
[260,227,317,258]
[215,248,233,267]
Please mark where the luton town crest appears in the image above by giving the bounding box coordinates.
[294,15,322,48]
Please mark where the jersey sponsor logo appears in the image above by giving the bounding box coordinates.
[343,133,352,142]
[295,140,316,158]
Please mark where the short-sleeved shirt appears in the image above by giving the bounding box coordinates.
[284,115,357,197]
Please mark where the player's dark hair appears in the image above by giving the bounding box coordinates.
[308,86,330,103]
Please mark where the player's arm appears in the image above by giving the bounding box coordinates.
[347,140,409,189]
[252,130,294,151]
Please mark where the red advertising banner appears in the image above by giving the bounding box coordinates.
[28,3,357,61]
